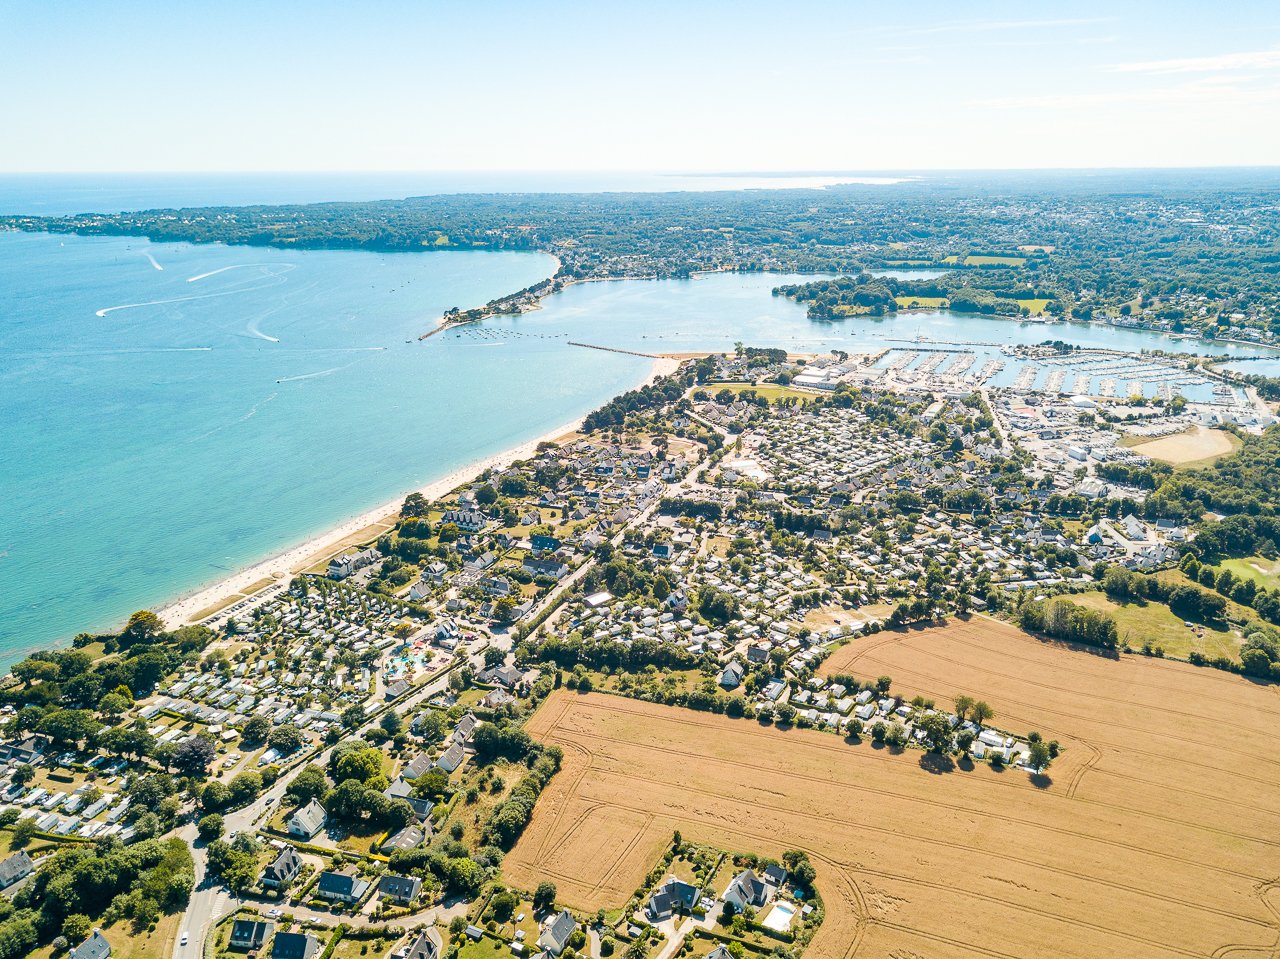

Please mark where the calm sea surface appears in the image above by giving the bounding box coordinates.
[1,182,1274,668]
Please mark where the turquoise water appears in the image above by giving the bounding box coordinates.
[1217,358,1280,377]
[2,232,1274,669]
[0,232,633,666]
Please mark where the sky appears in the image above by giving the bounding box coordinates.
[2,0,1278,172]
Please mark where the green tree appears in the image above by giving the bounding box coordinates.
[401,492,429,517]
[286,765,330,806]
[197,814,224,841]
[1027,740,1053,772]
[122,609,165,644]
[268,723,305,756]
[241,715,271,745]
[11,817,38,848]
[533,881,557,912]
[173,734,217,776]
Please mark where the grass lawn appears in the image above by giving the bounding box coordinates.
[666,853,707,888]
[709,383,819,405]
[456,935,509,959]
[296,519,394,575]
[686,931,770,959]
[609,667,709,700]
[483,895,542,945]
[964,255,1026,267]
[1218,556,1280,592]
[707,535,735,558]
[331,932,396,959]
[102,912,184,959]
[1120,426,1242,469]
[454,687,491,710]
[1014,298,1051,315]
[335,824,385,856]
[895,296,947,310]
[189,593,245,622]
[1071,591,1242,661]
[0,830,58,858]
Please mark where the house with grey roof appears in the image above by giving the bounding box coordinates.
[383,777,434,821]
[393,929,440,959]
[378,873,423,905]
[384,679,412,701]
[261,846,302,889]
[452,712,479,744]
[70,931,111,959]
[317,867,369,905]
[271,932,319,959]
[380,824,425,853]
[0,851,34,889]
[537,910,578,956]
[723,868,775,910]
[646,877,700,921]
[288,799,326,839]
[229,919,273,951]
[717,661,744,690]
[434,741,465,773]
[401,753,433,780]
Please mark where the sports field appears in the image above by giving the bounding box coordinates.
[504,618,1280,959]
[1123,425,1241,467]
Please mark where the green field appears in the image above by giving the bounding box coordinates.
[1014,298,1051,315]
[1218,556,1280,592]
[964,255,1026,267]
[713,383,819,405]
[895,296,947,310]
[1072,591,1242,661]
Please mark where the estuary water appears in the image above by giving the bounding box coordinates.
[1,231,1273,669]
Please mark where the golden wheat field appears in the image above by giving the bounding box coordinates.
[503,617,1280,959]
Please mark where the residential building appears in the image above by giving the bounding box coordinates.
[288,799,326,840]
[70,931,111,959]
[537,910,578,956]
[260,846,303,889]
[378,874,423,906]
[229,919,273,951]
[271,933,319,959]
[0,851,34,889]
[316,867,370,905]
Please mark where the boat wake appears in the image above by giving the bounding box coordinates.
[96,267,292,317]
[245,320,280,343]
[144,253,163,271]
[276,367,343,383]
[187,263,292,283]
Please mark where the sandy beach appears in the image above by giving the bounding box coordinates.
[155,355,681,629]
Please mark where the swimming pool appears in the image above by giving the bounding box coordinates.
[761,901,796,932]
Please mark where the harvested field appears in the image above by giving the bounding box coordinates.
[505,617,1280,959]
[1123,425,1241,466]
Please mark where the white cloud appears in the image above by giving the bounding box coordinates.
[1110,48,1280,74]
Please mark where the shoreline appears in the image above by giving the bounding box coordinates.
[153,354,681,631]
